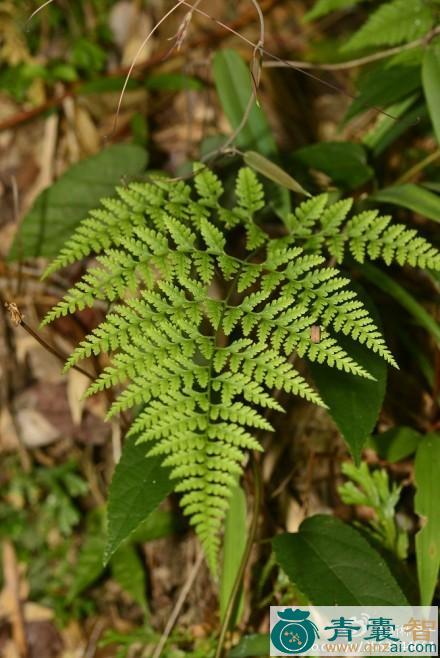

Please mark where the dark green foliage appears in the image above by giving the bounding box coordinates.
[9,145,148,259]
[273,515,408,605]
[105,437,173,564]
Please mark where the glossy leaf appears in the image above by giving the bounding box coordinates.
[415,433,440,605]
[273,515,408,605]
[104,437,174,564]
[9,145,148,260]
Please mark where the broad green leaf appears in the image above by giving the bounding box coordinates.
[342,0,433,52]
[8,145,148,260]
[51,63,78,82]
[69,534,106,600]
[110,543,148,612]
[228,634,269,657]
[273,515,408,605]
[372,183,440,223]
[79,77,141,94]
[345,63,421,122]
[220,485,247,623]
[371,426,422,462]
[71,38,106,73]
[145,72,203,91]
[70,536,149,609]
[422,43,440,145]
[104,437,174,564]
[244,151,309,196]
[369,104,428,158]
[310,286,387,463]
[293,141,373,189]
[362,95,421,157]
[423,181,440,194]
[360,262,440,343]
[415,433,440,605]
[212,50,276,157]
[130,509,180,543]
[395,324,435,388]
[304,0,363,22]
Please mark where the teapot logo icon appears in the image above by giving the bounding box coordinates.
[270,608,319,655]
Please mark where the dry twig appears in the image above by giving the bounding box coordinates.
[2,541,28,658]
[151,551,204,658]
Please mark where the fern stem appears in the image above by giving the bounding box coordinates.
[201,249,261,567]
[214,456,262,658]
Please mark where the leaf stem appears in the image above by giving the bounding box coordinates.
[4,301,131,430]
[4,302,94,380]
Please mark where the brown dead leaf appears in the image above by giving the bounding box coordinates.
[109,1,138,49]
[15,409,59,448]
[67,370,89,426]
[26,620,63,658]
[75,106,100,155]
[23,603,53,623]
[15,333,63,383]
[285,498,305,533]
[1,640,21,658]
[109,2,154,66]
[60,619,86,654]
[0,408,19,452]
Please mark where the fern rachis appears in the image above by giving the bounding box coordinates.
[43,165,440,570]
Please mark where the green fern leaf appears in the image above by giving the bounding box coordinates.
[342,0,433,52]
[43,164,419,571]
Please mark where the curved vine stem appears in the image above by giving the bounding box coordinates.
[214,456,262,658]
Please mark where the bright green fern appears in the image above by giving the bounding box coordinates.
[42,165,440,570]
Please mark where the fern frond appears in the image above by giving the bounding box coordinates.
[304,0,364,22]
[285,195,440,272]
[341,0,433,52]
[344,211,440,269]
[43,164,408,571]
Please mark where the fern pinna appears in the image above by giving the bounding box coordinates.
[43,165,440,570]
